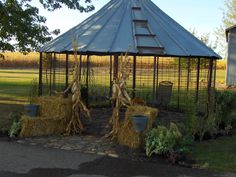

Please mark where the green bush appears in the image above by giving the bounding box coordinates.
[215,91,236,126]
[183,91,236,141]
[8,112,21,138]
[183,98,199,136]
[145,123,192,157]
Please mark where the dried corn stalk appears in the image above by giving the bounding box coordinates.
[108,51,133,139]
[64,37,90,135]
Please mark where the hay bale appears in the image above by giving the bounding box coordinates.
[20,116,67,137]
[35,96,72,120]
[20,96,72,137]
[117,106,158,149]
[125,106,158,129]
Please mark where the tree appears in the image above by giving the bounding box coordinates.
[215,0,236,57]
[0,0,94,52]
[222,0,236,27]
[190,28,217,51]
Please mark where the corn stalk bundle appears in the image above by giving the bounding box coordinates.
[64,37,90,135]
[108,52,133,139]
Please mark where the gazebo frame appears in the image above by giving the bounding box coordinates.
[38,52,217,111]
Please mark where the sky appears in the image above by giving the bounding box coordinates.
[34,0,225,40]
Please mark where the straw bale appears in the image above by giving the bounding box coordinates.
[35,96,72,120]
[20,96,72,137]
[117,106,158,149]
[20,115,67,137]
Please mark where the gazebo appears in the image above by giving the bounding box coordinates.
[39,0,220,110]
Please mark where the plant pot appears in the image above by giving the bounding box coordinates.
[132,115,148,132]
[24,104,39,117]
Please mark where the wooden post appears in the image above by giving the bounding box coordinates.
[53,53,56,91]
[196,58,200,102]
[187,58,190,93]
[65,53,69,89]
[110,55,113,97]
[155,57,159,100]
[49,53,53,96]
[133,55,136,98]
[86,55,90,107]
[38,52,43,96]
[178,57,181,109]
[113,54,119,80]
[153,56,157,101]
[79,55,82,81]
[208,58,214,102]
[213,59,217,89]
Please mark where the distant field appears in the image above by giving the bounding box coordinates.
[0,52,39,68]
[0,52,227,69]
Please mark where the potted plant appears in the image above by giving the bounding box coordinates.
[24,78,39,117]
[131,115,148,132]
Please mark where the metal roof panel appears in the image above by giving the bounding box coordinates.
[40,0,220,58]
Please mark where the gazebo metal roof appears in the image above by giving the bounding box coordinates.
[40,0,220,59]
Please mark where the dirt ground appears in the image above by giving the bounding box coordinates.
[82,107,185,136]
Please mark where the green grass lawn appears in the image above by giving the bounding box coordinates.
[0,69,38,133]
[0,69,38,102]
[191,135,236,173]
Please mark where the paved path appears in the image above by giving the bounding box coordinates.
[16,135,121,158]
[0,138,235,177]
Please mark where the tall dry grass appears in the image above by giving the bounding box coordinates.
[216,60,226,70]
[0,52,227,70]
[0,52,39,68]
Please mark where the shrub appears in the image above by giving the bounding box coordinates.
[215,91,236,126]
[183,91,236,141]
[183,98,199,136]
[8,112,21,138]
[145,123,192,157]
